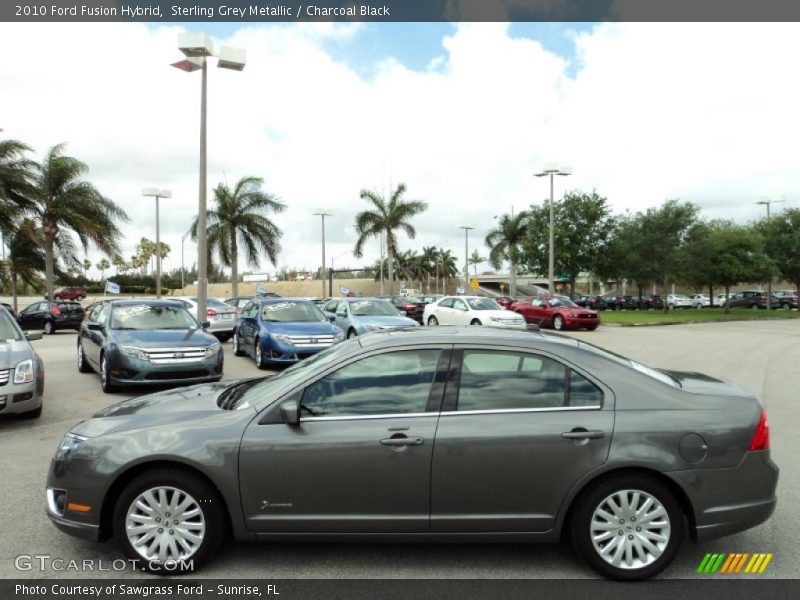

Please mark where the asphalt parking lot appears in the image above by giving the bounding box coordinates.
[0,320,795,579]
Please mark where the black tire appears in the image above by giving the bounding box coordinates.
[254,339,266,369]
[77,341,92,373]
[470,319,482,326]
[232,331,245,356]
[43,321,55,335]
[553,315,565,330]
[427,316,439,326]
[215,333,231,343]
[781,303,790,310]
[112,468,226,574]
[587,326,598,331]
[21,405,42,419]
[100,353,115,393]
[347,329,358,339]
[752,304,759,310]
[571,475,683,581]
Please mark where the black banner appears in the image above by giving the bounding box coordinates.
[3,579,800,600]
[4,0,800,23]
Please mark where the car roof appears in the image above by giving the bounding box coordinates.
[356,325,565,350]
[107,299,185,306]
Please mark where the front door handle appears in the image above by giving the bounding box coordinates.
[380,436,424,447]
[562,429,605,440]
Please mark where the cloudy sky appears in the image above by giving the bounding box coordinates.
[1,21,798,278]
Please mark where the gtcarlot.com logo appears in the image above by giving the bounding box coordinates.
[697,552,773,574]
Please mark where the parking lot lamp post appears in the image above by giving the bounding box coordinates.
[459,226,474,293]
[173,32,245,321]
[313,210,332,298]
[535,164,571,292]
[756,197,785,310]
[142,189,171,298]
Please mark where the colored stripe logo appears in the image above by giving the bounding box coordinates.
[696,552,773,574]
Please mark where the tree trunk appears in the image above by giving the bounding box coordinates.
[724,285,731,314]
[44,235,56,301]
[11,270,18,314]
[509,258,517,298]
[386,233,395,295]
[230,234,239,298]
[709,284,714,307]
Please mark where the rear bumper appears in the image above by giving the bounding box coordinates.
[667,451,779,542]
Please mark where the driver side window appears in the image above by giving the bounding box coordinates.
[97,305,111,326]
[452,299,467,311]
[300,349,443,418]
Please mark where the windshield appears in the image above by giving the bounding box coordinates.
[261,301,326,322]
[349,300,401,316]
[0,311,23,341]
[110,304,198,330]
[466,298,501,310]
[549,297,577,308]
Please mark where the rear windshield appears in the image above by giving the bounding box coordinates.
[110,304,197,330]
[571,337,680,388]
[467,298,501,310]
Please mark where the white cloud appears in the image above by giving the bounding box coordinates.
[1,21,798,278]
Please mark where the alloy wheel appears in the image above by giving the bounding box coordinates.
[590,489,671,570]
[124,486,206,563]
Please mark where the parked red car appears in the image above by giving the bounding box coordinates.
[495,295,515,309]
[510,295,600,331]
[50,286,87,301]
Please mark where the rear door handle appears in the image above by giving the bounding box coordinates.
[561,429,605,440]
[380,436,424,447]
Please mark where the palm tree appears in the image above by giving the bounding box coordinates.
[419,245,439,292]
[469,249,487,277]
[353,183,427,295]
[28,144,128,300]
[82,259,91,278]
[0,140,36,221]
[190,176,285,298]
[6,219,45,312]
[112,253,125,274]
[96,258,110,280]
[485,212,529,298]
[436,248,458,294]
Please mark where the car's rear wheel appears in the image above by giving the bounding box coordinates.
[44,321,54,335]
[100,354,115,393]
[232,331,244,356]
[553,315,565,330]
[752,304,759,310]
[781,303,791,310]
[254,339,266,369]
[77,341,92,373]
[427,316,439,326]
[571,475,683,581]
[113,469,225,574]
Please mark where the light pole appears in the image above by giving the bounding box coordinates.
[535,164,571,292]
[173,32,245,322]
[142,188,171,298]
[181,230,191,293]
[313,210,332,298]
[756,197,785,310]
[459,226,474,293]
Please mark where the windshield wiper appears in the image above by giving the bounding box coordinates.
[217,378,265,410]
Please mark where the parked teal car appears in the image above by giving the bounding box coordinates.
[322,297,419,339]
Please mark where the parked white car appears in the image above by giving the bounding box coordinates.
[689,294,710,308]
[423,296,526,329]
[666,294,693,309]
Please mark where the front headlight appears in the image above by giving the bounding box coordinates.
[55,432,88,461]
[120,346,149,361]
[271,334,291,345]
[205,343,221,357]
[334,330,345,342]
[365,324,383,332]
[14,359,34,384]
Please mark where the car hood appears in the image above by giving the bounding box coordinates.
[660,370,755,398]
[71,381,254,438]
[263,321,340,335]
[110,328,219,347]
[0,339,34,367]
[351,315,419,328]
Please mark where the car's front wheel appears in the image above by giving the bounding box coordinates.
[254,339,266,369]
[100,354,115,393]
[427,315,439,326]
[470,319,482,326]
[77,341,92,373]
[553,315,565,330]
[347,329,358,339]
[571,475,683,580]
[113,468,225,574]
[232,331,244,356]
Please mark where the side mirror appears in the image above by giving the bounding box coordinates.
[87,323,102,332]
[280,400,300,426]
[327,314,336,323]
[399,310,407,316]
[200,320,211,329]
[336,310,347,318]
[25,330,43,341]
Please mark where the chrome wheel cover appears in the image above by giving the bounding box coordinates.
[77,344,83,369]
[125,486,206,563]
[590,489,671,570]
[100,358,108,384]
[232,333,239,353]
[255,342,262,365]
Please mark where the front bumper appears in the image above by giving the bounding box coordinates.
[485,320,527,330]
[667,451,779,542]
[260,339,336,364]
[562,316,601,329]
[108,353,223,386]
[0,379,42,415]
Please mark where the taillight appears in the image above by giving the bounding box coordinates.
[50,305,61,315]
[748,409,770,451]
[206,308,217,316]
[402,304,416,311]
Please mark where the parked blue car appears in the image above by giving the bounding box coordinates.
[323,297,419,339]
[232,298,344,367]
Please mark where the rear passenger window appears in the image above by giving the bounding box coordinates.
[457,350,602,411]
